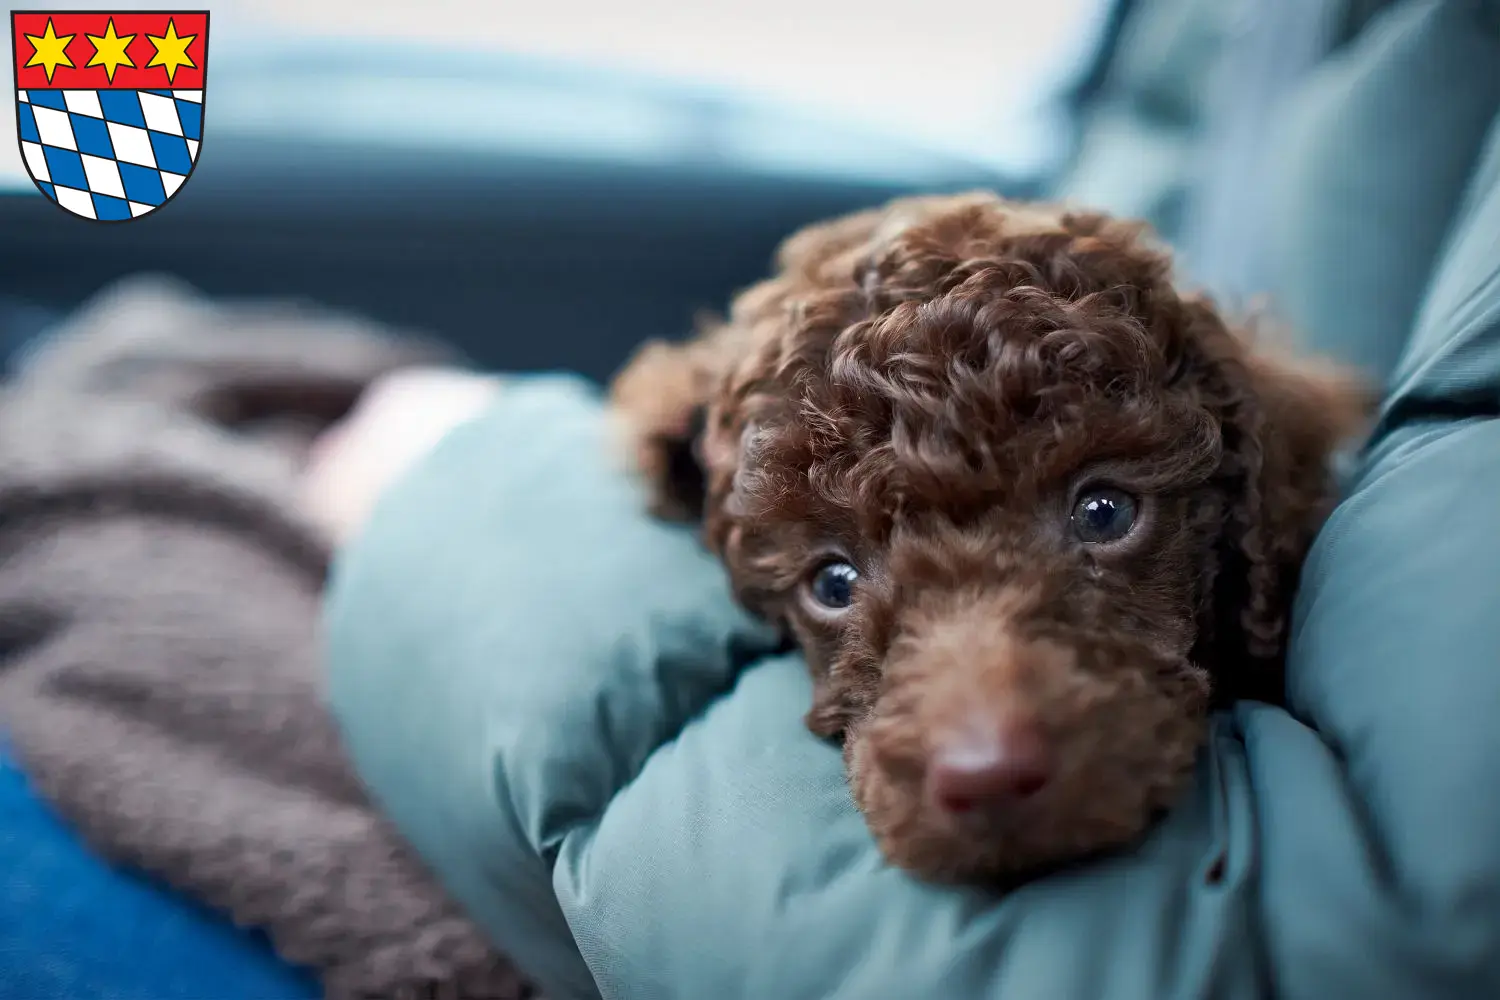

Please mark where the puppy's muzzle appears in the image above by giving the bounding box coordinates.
[885,588,1082,823]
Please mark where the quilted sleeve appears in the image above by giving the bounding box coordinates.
[324,101,1500,1000]
[323,375,1267,1000]
[322,375,784,1000]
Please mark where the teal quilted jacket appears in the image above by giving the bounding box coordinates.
[325,3,1500,997]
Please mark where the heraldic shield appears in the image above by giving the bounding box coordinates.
[11,11,208,221]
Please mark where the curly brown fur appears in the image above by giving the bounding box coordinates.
[611,192,1370,884]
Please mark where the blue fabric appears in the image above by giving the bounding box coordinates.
[0,745,320,1000]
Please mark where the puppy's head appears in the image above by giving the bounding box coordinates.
[696,194,1369,882]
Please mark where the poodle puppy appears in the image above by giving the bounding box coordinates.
[611,192,1369,884]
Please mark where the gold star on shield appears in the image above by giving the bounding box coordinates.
[86,19,137,83]
[145,18,197,84]
[24,19,76,83]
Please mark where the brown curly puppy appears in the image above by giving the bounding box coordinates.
[612,192,1369,884]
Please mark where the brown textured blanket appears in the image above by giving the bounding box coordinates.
[0,276,535,1000]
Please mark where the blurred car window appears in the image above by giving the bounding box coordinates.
[2,1,1110,190]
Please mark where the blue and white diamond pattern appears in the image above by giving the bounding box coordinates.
[16,87,203,220]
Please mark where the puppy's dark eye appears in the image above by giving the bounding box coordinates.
[809,561,859,610]
[1071,488,1138,544]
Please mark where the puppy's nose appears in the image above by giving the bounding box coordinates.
[926,714,1052,814]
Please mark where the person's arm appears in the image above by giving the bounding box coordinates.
[323,375,785,999]
[323,16,1500,996]
[320,372,1261,1000]
[323,364,1500,1000]
[324,114,1500,990]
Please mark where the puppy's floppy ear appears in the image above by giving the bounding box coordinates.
[611,338,715,521]
[805,664,854,739]
[1197,311,1374,702]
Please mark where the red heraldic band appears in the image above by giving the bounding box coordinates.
[14,12,207,90]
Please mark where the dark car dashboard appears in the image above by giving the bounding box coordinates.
[1,39,1032,381]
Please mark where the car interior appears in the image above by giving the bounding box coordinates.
[0,2,1128,382]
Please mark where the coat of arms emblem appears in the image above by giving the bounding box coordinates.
[11,10,208,221]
